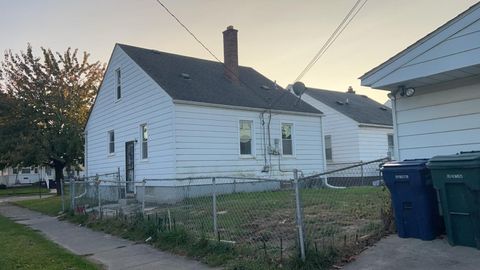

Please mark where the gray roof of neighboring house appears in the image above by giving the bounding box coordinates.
[118,44,321,115]
[305,88,392,126]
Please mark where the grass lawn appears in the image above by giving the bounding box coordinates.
[0,214,99,270]
[15,195,68,216]
[16,186,390,269]
[0,186,49,197]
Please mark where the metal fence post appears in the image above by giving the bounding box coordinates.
[70,178,75,211]
[142,178,146,213]
[294,169,306,262]
[212,177,218,240]
[96,175,101,215]
[360,161,365,185]
[117,167,121,200]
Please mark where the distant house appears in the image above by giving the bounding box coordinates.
[0,166,83,187]
[301,87,393,170]
[360,3,480,160]
[85,26,325,197]
[0,166,53,186]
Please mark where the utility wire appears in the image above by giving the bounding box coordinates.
[295,0,368,82]
[154,0,276,108]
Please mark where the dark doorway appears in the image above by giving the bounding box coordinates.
[125,141,135,194]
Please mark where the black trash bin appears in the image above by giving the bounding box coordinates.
[382,159,444,240]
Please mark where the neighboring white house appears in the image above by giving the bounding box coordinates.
[360,2,480,160]
[85,26,325,198]
[0,166,84,187]
[301,87,393,171]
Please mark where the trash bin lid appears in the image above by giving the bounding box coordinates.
[382,159,429,170]
[427,151,480,169]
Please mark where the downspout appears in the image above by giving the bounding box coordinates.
[389,90,401,161]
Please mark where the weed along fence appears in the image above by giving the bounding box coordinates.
[67,158,391,265]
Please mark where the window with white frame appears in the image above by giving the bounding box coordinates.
[387,134,395,159]
[281,123,293,155]
[325,135,333,161]
[21,167,31,174]
[140,124,148,159]
[115,68,122,100]
[108,130,115,154]
[239,120,253,156]
[12,168,18,174]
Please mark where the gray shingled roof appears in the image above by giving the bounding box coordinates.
[305,88,392,126]
[118,44,321,115]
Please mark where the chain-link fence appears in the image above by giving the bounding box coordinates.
[66,157,392,263]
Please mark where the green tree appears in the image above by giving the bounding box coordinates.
[0,44,104,193]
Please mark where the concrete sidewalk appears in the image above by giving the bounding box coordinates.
[342,235,480,270]
[0,203,216,270]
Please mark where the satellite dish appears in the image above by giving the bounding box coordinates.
[292,81,306,96]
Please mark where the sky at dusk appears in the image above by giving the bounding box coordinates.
[1,0,478,103]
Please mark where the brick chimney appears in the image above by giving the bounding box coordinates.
[223,26,239,83]
[347,86,356,94]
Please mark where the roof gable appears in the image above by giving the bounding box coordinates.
[305,88,392,126]
[360,2,480,89]
[118,44,321,115]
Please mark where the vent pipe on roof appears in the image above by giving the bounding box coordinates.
[223,25,239,84]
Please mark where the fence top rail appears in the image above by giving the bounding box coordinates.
[144,176,289,182]
[301,157,390,181]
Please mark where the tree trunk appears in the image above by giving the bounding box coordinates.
[54,162,65,196]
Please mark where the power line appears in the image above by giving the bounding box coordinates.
[153,0,276,108]
[295,0,368,82]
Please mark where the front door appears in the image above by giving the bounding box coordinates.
[125,141,135,193]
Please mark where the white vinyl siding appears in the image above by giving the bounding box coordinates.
[85,45,176,180]
[174,103,324,178]
[357,126,393,161]
[302,94,360,163]
[395,79,480,159]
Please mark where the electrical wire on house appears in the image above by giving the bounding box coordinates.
[294,0,368,82]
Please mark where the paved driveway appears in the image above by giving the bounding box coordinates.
[343,235,480,270]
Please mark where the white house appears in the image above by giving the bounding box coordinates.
[85,26,325,198]
[360,3,480,160]
[0,166,83,187]
[301,87,393,171]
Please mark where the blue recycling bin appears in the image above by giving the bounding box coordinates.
[382,159,444,240]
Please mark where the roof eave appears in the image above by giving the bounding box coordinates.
[172,99,324,117]
[359,2,480,84]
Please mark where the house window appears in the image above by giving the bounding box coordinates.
[12,168,18,174]
[387,134,395,159]
[281,123,293,156]
[239,120,253,156]
[115,68,121,100]
[34,167,38,174]
[21,168,31,174]
[325,135,333,161]
[45,167,52,176]
[108,130,115,154]
[141,124,148,159]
